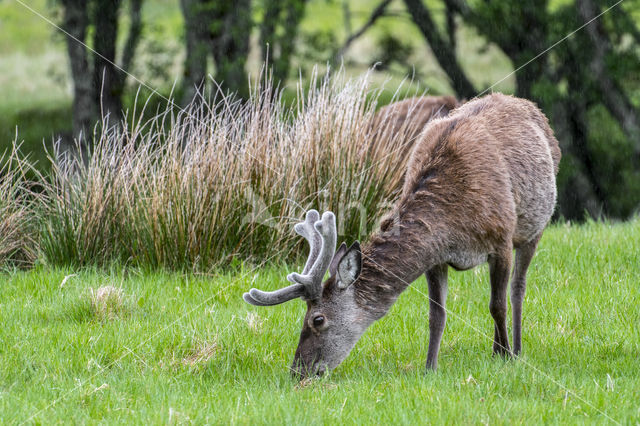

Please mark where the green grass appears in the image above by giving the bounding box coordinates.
[1,219,639,423]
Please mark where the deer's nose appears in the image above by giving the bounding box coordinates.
[291,355,324,379]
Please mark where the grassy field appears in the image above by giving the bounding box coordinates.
[1,219,638,423]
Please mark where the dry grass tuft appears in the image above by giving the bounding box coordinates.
[39,69,425,269]
[89,285,129,320]
[182,338,219,367]
[244,312,264,334]
[0,144,38,267]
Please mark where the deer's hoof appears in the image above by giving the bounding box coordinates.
[492,343,512,358]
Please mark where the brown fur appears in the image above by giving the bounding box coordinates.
[357,93,560,310]
[291,93,561,377]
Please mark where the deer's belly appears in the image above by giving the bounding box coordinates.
[447,251,488,271]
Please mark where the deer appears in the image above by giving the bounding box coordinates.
[244,93,561,378]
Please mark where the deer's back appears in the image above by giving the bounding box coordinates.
[404,93,560,249]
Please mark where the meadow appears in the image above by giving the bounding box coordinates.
[1,219,639,424]
[1,2,639,423]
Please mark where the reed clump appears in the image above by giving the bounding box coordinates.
[0,145,38,267]
[39,71,425,270]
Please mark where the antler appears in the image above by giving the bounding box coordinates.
[243,209,337,306]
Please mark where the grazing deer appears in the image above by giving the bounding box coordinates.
[244,93,561,378]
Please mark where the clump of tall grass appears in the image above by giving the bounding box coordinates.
[40,70,426,270]
[0,145,38,267]
[88,285,130,320]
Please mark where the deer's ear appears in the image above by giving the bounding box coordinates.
[329,242,348,277]
[337,242,362,289]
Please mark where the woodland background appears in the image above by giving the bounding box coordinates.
[1,0,639,220]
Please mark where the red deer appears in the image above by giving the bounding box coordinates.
[244,93,561,377]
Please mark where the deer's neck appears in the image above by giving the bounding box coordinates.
[354,219,446,319]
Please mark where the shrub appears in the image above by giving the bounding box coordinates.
[40,70,425,270]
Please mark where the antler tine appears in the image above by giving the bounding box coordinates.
[243,284,306,306]
[242,209,327,307]
[287,211,337,300]
[294,210,322,275]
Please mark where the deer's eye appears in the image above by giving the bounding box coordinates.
[313,315,325,328]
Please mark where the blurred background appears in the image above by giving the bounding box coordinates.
[1,0,639,221]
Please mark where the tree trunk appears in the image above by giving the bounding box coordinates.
[577,0,640,160]
[61,0,95,141]
[550,98,604,219]
[180,0,210,104]
[272,0,306,84]
[511,2,549,98]
[445,0,457,51]
[120,0,143,80]
[104,0,143,112]
[208,0,252,99]
[443,0,548,99]
[260,0,283,65]
[541,38,611,217]
[513,59,546,99]
[564,98,609,214]
[403,0,476,99]
[93,0,123,125]
[260,0,307,85]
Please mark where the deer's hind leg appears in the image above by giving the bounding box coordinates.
[425,264,448,370]
[511,233,542,355]
[489,244,513,357]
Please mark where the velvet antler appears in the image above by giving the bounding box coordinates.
[243,210,337,306]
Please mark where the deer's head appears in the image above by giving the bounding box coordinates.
[243,210,372,378]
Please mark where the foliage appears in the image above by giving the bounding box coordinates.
[373,31,415,71]
[298,28,339,64]
[1,219,639,422]
[444,0,640,219]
